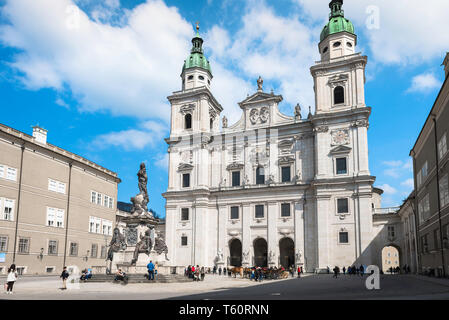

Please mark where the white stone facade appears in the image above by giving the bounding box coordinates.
[163,25,380,272]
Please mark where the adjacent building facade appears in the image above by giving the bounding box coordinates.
[407,52,449,277]
[0,124,121,275]
[164,1,388,272]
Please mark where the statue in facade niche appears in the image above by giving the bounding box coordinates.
[222,116,228,128]
[242,251,249,263]
[217,249,224,262]
[131,228,153,265]
[269,250,276,264]
[107,227,127,261]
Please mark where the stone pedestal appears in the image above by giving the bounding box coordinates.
[110,213,169,274]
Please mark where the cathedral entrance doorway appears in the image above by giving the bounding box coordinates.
[279,237,295,268]
[229,239,242,267]
[253,238,268,267]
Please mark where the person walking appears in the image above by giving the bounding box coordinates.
[147,260,155,280]
[5,264,18,294]
[213,266,217,275]
[333,266,340,278]
[359,265,364,277]
[342,266,346,275]
[60,266,69,290]
[218,267,222,276]
[297,266,301,278]
[223,267,227,276]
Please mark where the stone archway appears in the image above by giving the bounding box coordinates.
[229,238,242,267]
[279,237,295,268]
[253,238,268,267]
[381,245,401,273]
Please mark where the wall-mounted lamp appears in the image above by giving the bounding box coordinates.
[37,248,44,261]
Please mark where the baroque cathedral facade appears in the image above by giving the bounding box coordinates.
[163,0,380,272]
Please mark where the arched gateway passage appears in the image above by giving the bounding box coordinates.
[253,238,268,267]
[381,245,400,273]
[229,239,242,267]
[279,237,295,268]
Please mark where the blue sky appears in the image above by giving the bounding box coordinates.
[1,0,448,216]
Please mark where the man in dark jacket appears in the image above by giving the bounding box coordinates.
[60,267,69,290]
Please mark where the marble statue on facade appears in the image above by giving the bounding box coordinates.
[257,76,263,92]
[154,231,169,260]
[130,162,153,218]
[222,116,228,128]
[294,103,302,120]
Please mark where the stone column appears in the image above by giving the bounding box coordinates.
[316,195,331,271]
[242,203,251,267]
[356,124,370,176]
[314,128,330,179]
[193,198,208,266]
[165,205,177,265]
[267,201,277,267]
[294,198,305,268]
[217,204,227,267]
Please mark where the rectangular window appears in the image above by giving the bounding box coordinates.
[339,232,349,244]
[100,246,107,259]
[181,236,188,246]
[18,238,29,254]
[104,195,109,207]
[47,208,55,227]
[422,162,428,180]
[0,236,8,252]
[108,197,113,209]
[6,167,17,181]
[255,205,264,219]
[230,206,239,220]
[48,179,66,194]
[0,165,4,178]
[91,244,98,258]
[256,167,265,185]
[388,226,395,238]
[47,207,64,228]
[182,173,190,188]
[69,242,78,256]
[95,218,101,234]
[281,166,291,183]
[336,158,347,175]
[337,198,349,214]
[438,133,448,160]
[181,208,189,221]
[89,216,95,233]
[46,267,55,274]
[91,191,97,204]
[102,219,112,236]
[419,194,430,223]
[440,174,449,207]
[232,171,241,187]
[48,240,58,255]
[97,193,102,205]
[421,235,428,253]
[434,229,440,250]
[281,203,291,217]
[2,198,15,221]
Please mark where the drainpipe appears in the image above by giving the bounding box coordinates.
[12,144,25,264]
[411,153,422,274]
[432,116,446,278]
[62,162,73,269]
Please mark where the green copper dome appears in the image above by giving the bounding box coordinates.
[182,28,212,75]
[320,0,355,42]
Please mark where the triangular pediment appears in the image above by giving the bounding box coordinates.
[177,163,194,171]
[238,91,283,107]
[329,145,352,154]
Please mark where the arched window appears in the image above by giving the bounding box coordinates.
[185,114,192,129]
[210,118,213,130]
[334,86,344,105]
[256,166,265,185]
[187,75,194,81]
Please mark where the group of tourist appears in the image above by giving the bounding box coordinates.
[184,265,206,281]
[330,265,366,278]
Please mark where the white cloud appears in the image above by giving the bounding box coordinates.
[383,168,401,179]
[0,0,193,121]
[382,160,403,167]
[91,121,168,150]
[154,153,169,170]
[295,0,449,65]
[407,73,442,93]
[379,184,397,195]
[401,178,414,189]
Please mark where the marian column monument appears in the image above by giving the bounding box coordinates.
[107,163,169,274]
